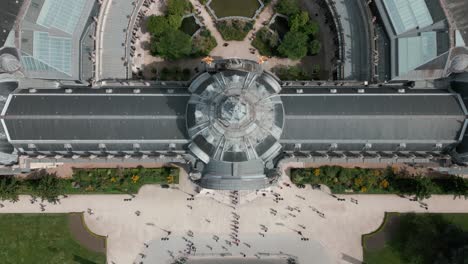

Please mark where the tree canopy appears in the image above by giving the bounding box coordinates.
[310,39,321,55]
[278,31,309,59]
[147,15,172,36]
[275,0,300,16]
[167,0,191,16]
[151,30,192,60]
[390,214,468,264]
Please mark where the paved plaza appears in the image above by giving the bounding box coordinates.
[0,164,468,264]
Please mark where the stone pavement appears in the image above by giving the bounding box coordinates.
[0,165,467,264]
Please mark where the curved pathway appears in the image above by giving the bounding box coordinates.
[0,164,467,263]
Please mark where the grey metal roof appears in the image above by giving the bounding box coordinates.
[281,94,464,116]
[280,93,466,150]
[99,0,136,79]
[3,92,189,142]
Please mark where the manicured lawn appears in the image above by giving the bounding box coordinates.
[363,213,468,264]
[209,0,260,18]
[0,214,106,264]
[180,16,200,36]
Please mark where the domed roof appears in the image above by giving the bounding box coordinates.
[449,54,468,73]
[186,70,284,164]
[0,53,21,73]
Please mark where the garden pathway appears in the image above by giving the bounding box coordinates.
[0,163,468,263]
[133,0,299,79]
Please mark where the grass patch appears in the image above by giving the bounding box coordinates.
[363,213,468,264]
[209,0,260,18]
[0,214,106,264]
[180,16,200,36]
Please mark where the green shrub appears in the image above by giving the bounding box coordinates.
[278,31,308,59]
[273,65,310,80]
[275,0,299,16]
[151,30,192,60]
[167,0,192,16]
[192,30,217,56]
[147,15,172,36]
[217,20,253,41]
[252,27,279,56]
[0,176,19,202]
[291,166,468,200]
[310,39,321,55]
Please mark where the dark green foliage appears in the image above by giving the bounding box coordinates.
[272,65,309,80]
[310,39,321,55]
[252,27,279,56]
[147,15,172,36]
[70,167,177,193]
[192,30,217,56]
[28,170,63,203]
[167,0,192,16]
[151,30,192,60]
[275,0,299,16]
[289,11,309,32]
[216,20,253,41]
[389,214,468,264]
[278,31,308,59]
[291,166,468,199]
[0,176,19,202]
[159,67,192,81]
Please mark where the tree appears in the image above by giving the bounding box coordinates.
[167,0,191,16]
[414,176,436,201]
[29,170,63,203]
[310,39,321,55]
[275,0,300,16]
[303,21,320,37]
[192,30,217,56]
[147,16,171,36]
[390,214,468,264]
[278,31,308,59]
[152,30,192,60]
[289,11,309,32]
[0,176,20,202]
[167,14,182,29]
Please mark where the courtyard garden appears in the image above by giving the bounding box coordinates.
[290,166,468,200]
[146,0,217,61]
[208,0,261,18]
[363,212,468,264]
[0,213,106,264]
[0,167,178,202]
[252,0,321,60]
[216,19,254,41]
